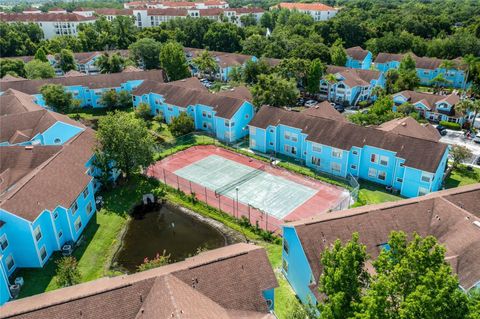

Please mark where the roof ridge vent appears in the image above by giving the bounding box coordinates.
[473,220,480,229]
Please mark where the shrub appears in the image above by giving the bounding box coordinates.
[439,121,461,130]
[137,250,171,272]
[55,256,81,287]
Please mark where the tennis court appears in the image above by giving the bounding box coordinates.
[148,145,350,231]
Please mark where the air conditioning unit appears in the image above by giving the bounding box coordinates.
[9,284,20,299]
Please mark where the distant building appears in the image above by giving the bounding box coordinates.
[132,77,255,143]
[393,90,465,125]
[249,105,449,198]
[273,2,338,21]
[282,183,480,307]
[0,12,96,39]
[345,46,373,70]
[124,0,229,9]
[320,65,385,107]
[374,53,468,89]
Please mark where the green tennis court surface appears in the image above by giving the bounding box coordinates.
[174,155,317,219]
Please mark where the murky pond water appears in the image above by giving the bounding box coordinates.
[113,203,226,273]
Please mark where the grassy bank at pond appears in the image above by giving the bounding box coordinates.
[444,165,480,188]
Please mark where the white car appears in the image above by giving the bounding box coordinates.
[473,135,480,144]
[305,100,317,107]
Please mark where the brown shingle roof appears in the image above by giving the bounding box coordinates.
[287,183,480,292]
[133,80,247,119]
[1,244,278,319]
[378,117,441,142]
[326,65,381,87]
[168,77,208,92]
[276,2,336,11]
[374,53,464,70]
[216,86,252,102]
[249,106,448,173]
[394,90,462,117]
[346,46,369,61]
[0,70,165,95]
[94,8,133,15]
[185,47,252,68]
[301,101,346,122]
[443,188,480,218]
[0,128,94,221]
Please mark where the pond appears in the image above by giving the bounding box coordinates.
[113,203,228,273]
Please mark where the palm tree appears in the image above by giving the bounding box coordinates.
[323,73,338,102]
[455,99,480,129]
[430,74,451,94]
[462,54,480,91]
[192,50,218,79]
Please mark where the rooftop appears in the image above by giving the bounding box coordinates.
[326,65,381,87]
[346,46,370,61]
[374,53,464,70]
[275,2,336,11]
[377,117,441,142]
[0,243,278,319]
[286,183,480,292]
[0,12,96,22]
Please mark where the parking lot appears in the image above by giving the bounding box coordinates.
[440,129,480,167]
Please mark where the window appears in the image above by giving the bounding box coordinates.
[378,171,386,181]
[421,173,431,183]
[53,211,58,219]
[397,177,403,183]
[250,127,256,135]
[368,168,377,178]
[250,139,256,148]
[380,156,389,166]
[370,154,378,163]
[86,202,93,215]
[290,133,298,142]
[400,162,405,167]
[284,145,297,155]
[352,150,358,155]
[269,128,274,133]
[202,111,207,117]
[284,131,291,140]
[312,143,322,153]
[418,187,429,196]
[283,239,289,255]
[34,226,42,242]
[331,162,341,173]
[332,149,342,159]
[6,255,14,271]
[282,259,289,273]
[40,246,47,261]
[245,114,249,119]
[0,234,8,251]
[54,138,61,144]
[168,106,173,111]
[74,217,82,232]
[351,164,357,170]
[71,202,78,214]
[269,142,273,146]
[311,156,321,166]
[58,231,63,238]
[83,187,89,198]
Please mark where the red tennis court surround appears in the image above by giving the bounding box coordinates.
[147,145,349,233]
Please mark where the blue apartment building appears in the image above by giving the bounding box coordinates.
[132,78,255,143]
[392,90,466,125]
[319,66,385,107]
[248,105,449,198]
[345,47,373,70]
[0,90,99,305]
[374,53,468,89]
[281,184,480,307]
[0,70,165,109]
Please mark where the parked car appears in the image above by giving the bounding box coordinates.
[476,157,480,165]
[305,99,317,107]
[296,98,306,106]
[436,125,447,136]
[334,105,345,113]
[473,135,480,144]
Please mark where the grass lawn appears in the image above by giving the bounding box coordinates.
[17,176,158,298]
[354,181,404,207]
[444,165,480,188]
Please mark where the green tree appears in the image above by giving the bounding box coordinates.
[396,54,420,91]
[318,233,369,319]
[349,96,401,126]
[203,22,243,53]
[275,58,311,87]
[168,112,195,137]
[40,84,77,113]
[159,41,191,81]
[251,73,299,109]
[55,256,81,288]
[240,14,257,27]
[137,251,171,272]
[450,145,472,168]
[192,50,218,79]
[34,47,48,62]
[467,289,480,319]
[97,111,155,178]
[135,102,152,120]
[330,40,347,66]
[100,90,132,110]
[355,232,469,319]
[242,58,271,84]
[0,58,25,78]
[129,38,162,70]
[56,49,76,73]
[112,16,137,49]
[324,73,338,103]
[307,59,325,94]
[25,60,55,79]
[95,52,125,74]
[430,73,451,93]
[242,34,268,57]
[456,99,480,130]
[92,149,113,191]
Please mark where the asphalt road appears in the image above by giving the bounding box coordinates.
[440,129,480,167]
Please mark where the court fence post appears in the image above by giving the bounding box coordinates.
[204,187,208,205]
[248,205,251,224]
[218,196,221,211]
[266,211,268,231]
[163,168,167,185]
[189,181,192,194]
[176,176,180,190]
